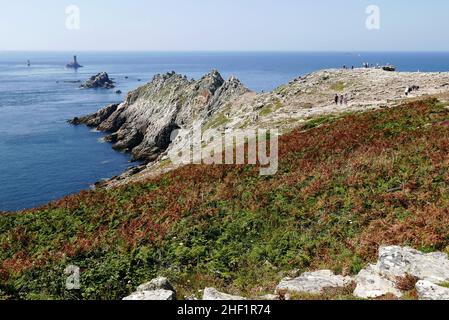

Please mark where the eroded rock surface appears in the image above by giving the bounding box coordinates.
[354,246,449,299]
[123,289,175,301]
[123,289,176,301]
[123,277,176,301]
[72,70,249,163]
[203,288,246,301]
[136,276,175,293]
[276,270,353,295]
[416,280,449,300]
[353,266,403,299]
[80,72,115,89]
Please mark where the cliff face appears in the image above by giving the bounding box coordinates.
[71,70,250,162]
[71,68,449,186]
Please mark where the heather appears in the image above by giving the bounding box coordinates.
[1,99,449,300]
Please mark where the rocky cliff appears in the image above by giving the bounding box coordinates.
[71,70,250,163]
[71,68,449,186]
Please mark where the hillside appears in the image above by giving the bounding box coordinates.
[2,98,449,299]
[70,68,449,187]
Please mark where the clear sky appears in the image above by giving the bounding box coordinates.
[0,0,448,51]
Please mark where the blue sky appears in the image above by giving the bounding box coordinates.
[0,0,448,51]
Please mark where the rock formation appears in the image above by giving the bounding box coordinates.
[275,246,449,300]
[416,280,449,300]
[122,246,449,300]
[70,68,449,187]
[123,277,176,300]
[276,270,354,295]
[353,246,449,299]
[202,288,246,300]
[71,70,250,162]
[80,72,115,89]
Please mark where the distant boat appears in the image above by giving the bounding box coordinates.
[66,55,83,69]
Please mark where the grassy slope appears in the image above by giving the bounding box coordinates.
[2,99,449,300]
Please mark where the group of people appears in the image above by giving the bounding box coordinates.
[334,94,349,106]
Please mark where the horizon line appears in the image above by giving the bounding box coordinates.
[2,50,449,54]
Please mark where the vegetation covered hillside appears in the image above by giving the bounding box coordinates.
[2,99,449,300]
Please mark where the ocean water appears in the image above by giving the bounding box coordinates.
[1,51,449,212]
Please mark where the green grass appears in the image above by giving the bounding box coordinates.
[259,99,283,117]
[204,113,230,129]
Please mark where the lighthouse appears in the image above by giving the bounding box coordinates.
[66,55,83,69]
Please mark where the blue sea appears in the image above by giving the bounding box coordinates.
[1,51,449,211]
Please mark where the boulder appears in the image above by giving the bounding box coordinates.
[123,289,175,301]
[353,266,403,299]
[276,270,353,295]
[136,276,175,293]
[122,276,176,301]
[202,288,246,300]
[375,246,449,283]
[80,72,115,89]
[416,280,449,300]
[354,246,449,299]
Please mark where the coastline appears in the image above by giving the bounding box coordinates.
[71,67,449,189]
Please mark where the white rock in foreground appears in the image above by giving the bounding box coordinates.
[123,289,176,301]
[136,276,175,292]
[354,246,449,299]
[123,277,176,300]
[276,270,353,295]
[376,246,449,283]
[353,266,403,299]
[416,281,449,300]
[203,288,246,300]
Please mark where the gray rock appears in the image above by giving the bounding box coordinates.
[80,72,115,89]
[416,280,449,300]
[353,265,403,299]
[73,70,249,162]
[375,246,449,283]
[202,288,246,300]
[276,270,353,295]
[123,289,175,301]
[136,276,175,293]
[354,246,449,299]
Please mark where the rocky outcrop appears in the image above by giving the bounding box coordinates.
[353,266,403,299]
[202,288,246,300]
[71,68,449,187]
[80,72,115,89]
[416,280,449,300]
[274,246,449,300]
[353,246,449,299]
[71,70,250,162]
[123,277,176,300]
[123,289,175,301]
[276,270,353,295]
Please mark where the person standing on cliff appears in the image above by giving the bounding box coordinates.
[334,94,339,105]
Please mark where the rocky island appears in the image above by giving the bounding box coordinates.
[80,72,115,89]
